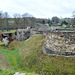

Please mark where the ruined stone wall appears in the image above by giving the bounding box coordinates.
[45,31,75,53]
[16,29,30,41]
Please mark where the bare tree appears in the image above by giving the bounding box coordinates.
[3,12,9,31]
[70,19,75,27]
[13,13,21,29]
[22,13,33,17]
[72,11,75,18]
[30,17,36,27]
[0,11,3,30]
[70,11,75,27]
[22,13,28,29]
[22,13,35,28]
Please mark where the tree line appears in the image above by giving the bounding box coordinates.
[41,16,75,27]
[37,11,75,27]
[0,11,36,30]
[0,11,75,31]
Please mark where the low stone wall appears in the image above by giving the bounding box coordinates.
[56,28,75,31]
[43,45,75,56]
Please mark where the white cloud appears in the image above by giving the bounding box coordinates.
[0,0,75,18]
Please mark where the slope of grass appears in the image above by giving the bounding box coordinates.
[0,52,10,70]
[2,34,75,75]
[0,46,21,70]
[0,46,38,75]
[17,34,75,75]
[0,41,4,45]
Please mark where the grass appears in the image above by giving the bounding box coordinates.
[0,69,16,75]
[18,34,75,75]
[57,26,74,29]
[0,69,39,75]
[0,30,16,33]
[0,41,4,45]
[0,46,38,75]
[8,21,14,24]
[0,52,10,70]
[0,46,19,69]
[0,34,75,75]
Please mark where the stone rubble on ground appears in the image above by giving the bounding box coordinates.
[13,72,26,75]
[2,37,9,46]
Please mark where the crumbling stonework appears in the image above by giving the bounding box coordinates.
[45,31,75,53]
[16,29,30,41]
[2,37,9,46]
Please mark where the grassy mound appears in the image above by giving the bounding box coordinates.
[0,43,39,75]
[0,41,4,46]
[0,52,10,70]
[2,34,75,75]
[0,46,21,70]
[18,34,75,75]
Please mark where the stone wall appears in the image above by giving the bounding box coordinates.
[16,29,30,41]
[43,45,75,56]
[45,31,75,53]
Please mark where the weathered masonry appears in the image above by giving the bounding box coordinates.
[43,45,75,56]
[16,29,30,41]
[45,31,75,53]
[0,32,15,44]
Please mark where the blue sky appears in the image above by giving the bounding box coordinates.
[0,0,75,18]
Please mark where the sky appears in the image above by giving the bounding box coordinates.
[0,0,75,18]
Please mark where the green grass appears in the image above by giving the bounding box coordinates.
[0,69,15,75]
[57,26,74,29]
[0,30,16,33]
[8,21,14,24]
[0,46,21,70]
[0,52,10,70]
[0,46,38,75]
[0,69,39,75]
[0,34,75,75]
[0,41,4,45]
[17,34,75,75]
